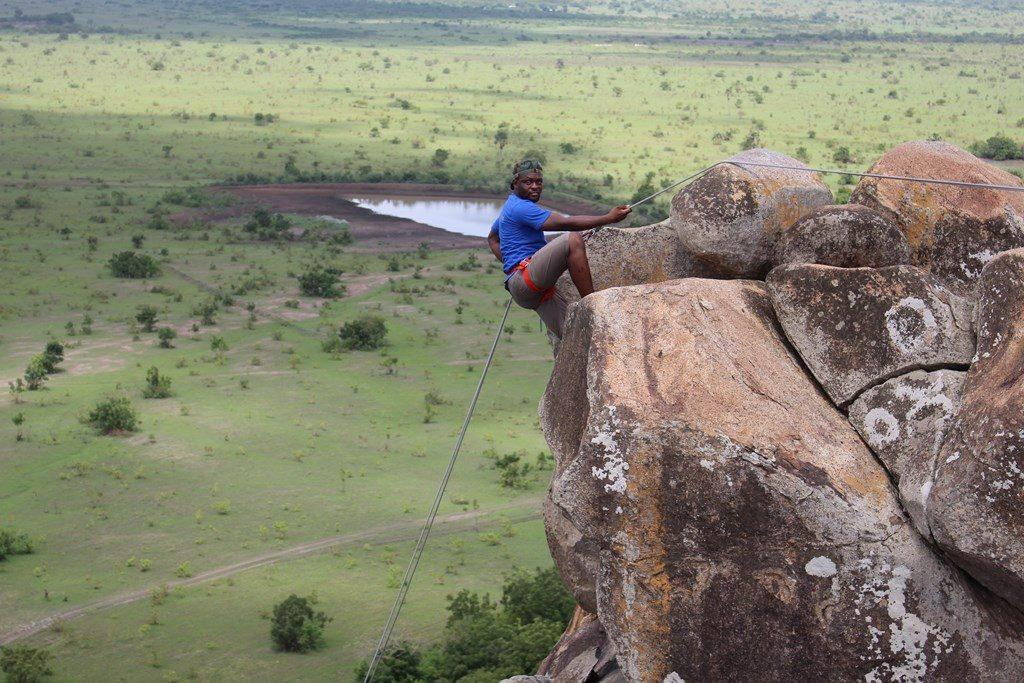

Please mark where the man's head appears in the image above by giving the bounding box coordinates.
[511,159,543,201]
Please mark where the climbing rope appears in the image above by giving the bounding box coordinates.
[362,297,514,683]
[628,159,1024,210]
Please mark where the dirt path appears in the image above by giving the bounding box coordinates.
[0,498,541,646]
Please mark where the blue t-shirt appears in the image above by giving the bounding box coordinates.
[492,193,552,277]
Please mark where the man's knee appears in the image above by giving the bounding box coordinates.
[567,231,585,255]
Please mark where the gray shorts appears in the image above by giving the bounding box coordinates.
[506,232,571,337]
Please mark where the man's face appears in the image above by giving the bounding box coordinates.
[514,171,543,202]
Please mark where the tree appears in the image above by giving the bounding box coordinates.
[86,395,138,434]
[155,327,177,348]
[270,594,332,653]
[500,568,576,626]
[136,305,158,332]
[41,341,63,373]
[432,148,450,167]
[192,298,219,325]
[108,251,158,278]
[352,643,422,682]
[338,316,387,350]
[142,367,172,399]
[297,265,344,297]
[24,355,48,391]
[833,146,853,164]
[969,135,1023,161]
[0,528,34,561]
[0,645,52,683]
[131,234,145,249]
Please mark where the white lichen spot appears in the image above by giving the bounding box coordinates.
[885,297,937,354]
[864,407,901,448]
[805,555,838,578]
[663,673,685,683]
[699,459,716,471]
[590,406,629,494]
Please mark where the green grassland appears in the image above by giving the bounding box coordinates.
[2,0,1024,679]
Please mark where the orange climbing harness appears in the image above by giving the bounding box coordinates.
[512,257,556,303]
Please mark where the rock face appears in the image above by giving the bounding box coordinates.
[850,140,1024,295]
[540,278,1024,682]
[929,248,1024,610]
[848,369,966,539]
[536,607,623,682]
[669,149,833,278]
[767,264,974,406]
[772,204,910,268]
[553,221,722,306]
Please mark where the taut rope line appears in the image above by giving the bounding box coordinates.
[362,297,514,683]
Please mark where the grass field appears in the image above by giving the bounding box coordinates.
[2,0,1024,679]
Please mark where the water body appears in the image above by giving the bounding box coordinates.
[349,196,559,238]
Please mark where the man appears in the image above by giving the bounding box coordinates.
[487,159,631,337]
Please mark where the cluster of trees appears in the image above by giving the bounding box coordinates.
[297,264,344,297]
[0,528,33,561]
[23,341,64,391]
[355,568,574,682]
[244,208,292,240]
[970,134,1024,160]
[0,646,52,683]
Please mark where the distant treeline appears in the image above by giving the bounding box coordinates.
[1,10,75,25]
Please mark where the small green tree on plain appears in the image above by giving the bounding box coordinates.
[833,146,853,164]
[41,341,64,373]
[108,251,159,278]
[338,316,387,350]
[270,594,332,653]
[136,305,158,332]
[142,367,172,399]
[24,355,49,391]
[0,645,52,683]
[86,395,138,434]
[0,528,34,561]
[192,298,219,326]
[297,265,344,297]
[156,327,177,348]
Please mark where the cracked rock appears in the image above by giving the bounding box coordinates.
[771,204,910,268]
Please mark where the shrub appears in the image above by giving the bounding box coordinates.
[297,264,344,297]
[969,134,1023,161]
[156,327,177,348]
[108,251,159,278]
[86,395,138,434]
[210,336,228,352]
[495,452,532,489]
[192,298,219,325]
[270,594,332,653]
[832,146,853,164]
[0,645,52,683]
[0,528,34,561]
[24,355,49,391]
[352,643,422,682]
[41,341,64,373]
[338,316,387,350]
[136,305,159,332]
[244,208,291,240]
[142,367,172,399]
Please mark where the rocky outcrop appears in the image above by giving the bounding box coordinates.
[848,369,965,539]
[540,278,1024,681]
[772,204,910,268]
[670,148,833,278]
[767,264,974,406]
[851,140,1024,295]
[554,221,721,306]
[534,142,1024,682]
[928,248,1024,610]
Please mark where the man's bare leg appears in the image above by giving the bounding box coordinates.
[567,232,594,297]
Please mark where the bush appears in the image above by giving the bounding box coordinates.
[495,452,532,489]
[192,298,219,325]
[297,264,344,298]
[86,395,138,434]
[832,146,853,164]
[0,645,52,683]
[24,355,49,391]
[244,208,291,240]
[156,327,177,348]
[270,594,332,653]
[142,367,172,399]
[108,251,159,278]
[969,134,1023,161]
[0,528,34,561]
[338,316,387,351]
[352,643,422,682]
[136,305,158,332]
[40,341,63,374]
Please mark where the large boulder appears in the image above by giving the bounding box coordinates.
[669,149,833,277]
[553,221,722,307]
[767,264,974,406]
[929,248,1024,610]
[541,278,1024,681]
[848,369,966,539]
[850,140,1024,295]
[771,204,910,268]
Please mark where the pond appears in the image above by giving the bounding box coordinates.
[349,195,558,238]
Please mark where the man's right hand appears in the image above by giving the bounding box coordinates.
[606,205,632,224]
